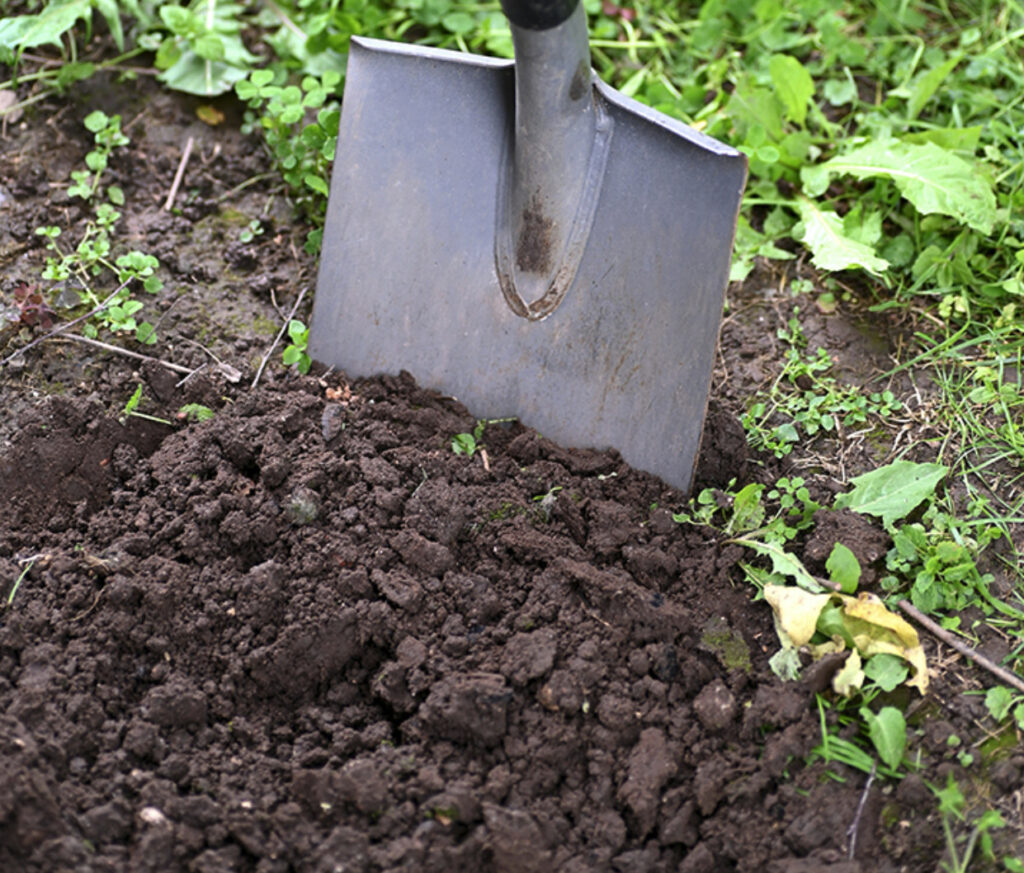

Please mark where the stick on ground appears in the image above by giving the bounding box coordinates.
[898,599,1024,694]
[251,286,309,389]
[164,135,195,211]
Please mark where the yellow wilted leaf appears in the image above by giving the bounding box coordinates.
[840,592,929,694]
[832,649,865,697]
[764,585,831,647]
[197,104,225,125]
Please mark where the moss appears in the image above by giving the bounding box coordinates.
[700,616,753,672]
[487,502,527,522]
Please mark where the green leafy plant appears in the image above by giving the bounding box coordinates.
[153,0,259,96]
[121,384,172,425]
[0,0,143,61]
[282,319,311,374]
[32,113,162,343]
[177,403,216,423]
[235,69,340,252]
[451,430,479,458]
[983,685,1024,730]
[68,109,128,200]
[742,316,902,457]
[239,219,264,243]
[451,416,516,458]
[808,695,904,781]
[933,774,1007,873]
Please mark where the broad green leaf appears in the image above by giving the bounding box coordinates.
[769,54,814,127]
[795,198,890,274]
[862,705,906,769]
[863,653,909,691]
[903,126,982,152]
[984,685,1016,722]
[801,140,997,234]
[734,537,826,593]
[834,460,947,527]
[159,51,251,96]
[730,483,765,533]
[194,34,226,62]
[304,174,329,197]
[826,542,861,593]
[816,601,853,647]
[823,77,856,106]
[902,54,961,121]
[729,77,785,143]
[0,0,90,51]
[842,204,882,246]
[93,0,125,51]
[159,6,198,36]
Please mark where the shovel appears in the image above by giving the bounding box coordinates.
[309,0,746,492]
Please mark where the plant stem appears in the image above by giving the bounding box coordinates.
[6,560,33,606]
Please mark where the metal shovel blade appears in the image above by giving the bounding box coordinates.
[310,22,746,492]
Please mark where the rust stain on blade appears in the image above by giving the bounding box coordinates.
[515,192,555,275]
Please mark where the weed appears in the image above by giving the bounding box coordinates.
[983,685,1024,731]
[239,219,264,243]
[152,0,258,96]
[177,403,216,423]
[282,319,311,374]
[236,69,340,253]
[933,774,1007,873]
[533,485,563,521]
[808,695,903,781]
[121,384,172,426]
[32,113,162,344]
[742,316,902,457]
[5,559,33,608]
[451,417,516,459]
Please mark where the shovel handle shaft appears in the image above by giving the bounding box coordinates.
[500,0,579,30]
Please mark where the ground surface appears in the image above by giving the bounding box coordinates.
[1,75,1021,872]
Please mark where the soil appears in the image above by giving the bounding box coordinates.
[1,71,1022,873]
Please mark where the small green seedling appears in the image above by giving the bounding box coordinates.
[451,431,478,457]
[239,220,264,243]
[282,320,311,374]
[933,775,1006,873]
[32,115,162,344]
[6,559,33,607]
[121,385,173,426]
[177,403,215,423]
[983,686,1024,731]
[451,417,516,458]
[68,111,129,201]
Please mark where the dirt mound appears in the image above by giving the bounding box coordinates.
[0,371,975,872]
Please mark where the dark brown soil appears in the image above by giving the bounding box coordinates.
[1,69,1021,873]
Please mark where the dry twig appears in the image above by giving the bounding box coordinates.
[847,761,876,860]
[60,334,197,377]
[251,286,309,389]
[164,135,194,211]
[898,599,1024,694]
[0,279,132,368]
